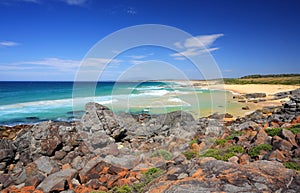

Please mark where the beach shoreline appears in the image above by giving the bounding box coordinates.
[171,80,300,118]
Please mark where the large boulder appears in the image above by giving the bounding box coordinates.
[0,139,15,163]
[146,158,298,192]
[36,169,77,192]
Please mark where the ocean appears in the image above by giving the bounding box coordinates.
[0,81,243,126]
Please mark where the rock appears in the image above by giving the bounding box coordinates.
[71,156,86,171]
[30,122,62,157]
[253,129,270,145]
[146,158,298,192]
[36,169,77,192]
[244,93,266,99]
[104,155,138,170]
[85,178,104,189]
[267,149,290,162]
[205,119,224,137]
[236,121,260,131]
[0,139,15,162]
[61,190,75,193]
[90,132,115,149]
[239,154,250,165]
[79,156,105,183]
[0,174,13,188]
[280,129,298,147]
[177,173,188,180]
[208,113,233,119]
[273,136,293,152]
[34,156,59,175]
[80,102,121,134]
[54,150,67,160]
[25,173,45,188]
[242,106,250,110]
[228,156,239,164]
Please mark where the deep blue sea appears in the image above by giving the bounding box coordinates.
[0,81,241,126]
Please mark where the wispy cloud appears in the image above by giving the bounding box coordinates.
[9,58,80,72]
[62,0,89,6]
[127,53,153,59]
[0,41,20,47]
[171,34,223,59]
[0,57,122,81]
[1,57,121,73]
[129,60,146,65]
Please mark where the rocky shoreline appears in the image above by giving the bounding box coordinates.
[0,89,300,193]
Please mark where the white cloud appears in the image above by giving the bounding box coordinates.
[12,58,80,71]
[171,34,223,59]
[62,0,88,5]
[127,53,153,59]
[174,57,186,61]
[130,60,145,65]
[174,42,183,49]
[184,34,224,48]
[223,69,233,72]
[0,41,20,47]
[7,57,121,72]
[128,55,147,59]
[82,58,121,69]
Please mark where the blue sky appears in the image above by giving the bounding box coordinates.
[0,0,299,81]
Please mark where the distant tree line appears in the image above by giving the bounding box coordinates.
[241,74,300,79]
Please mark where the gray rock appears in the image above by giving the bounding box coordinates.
[280,129,298,147]
[37,169,77,193]
[34,156,59,175]
[0,139,15,162]
[236,121,260,131]
[104,154,138,169]
[244,93,266,99]
[90,131,115,149]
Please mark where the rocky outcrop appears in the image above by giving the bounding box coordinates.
[146,158,298,192]
[0,92,300,192]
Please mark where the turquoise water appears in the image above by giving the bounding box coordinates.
[0,81,238,125]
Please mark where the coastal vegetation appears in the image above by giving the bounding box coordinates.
[223,74,300,85]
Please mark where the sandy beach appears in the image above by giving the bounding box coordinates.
[172,80,300,117]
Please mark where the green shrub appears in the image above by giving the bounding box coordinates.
[151,149,172,160]
[265,128,282,136]
[183,150,199,160]
[111,185,132,193]
[225,131,245,140]
[201,145,244,161]
[283,162,300,171]
[201,149,222,160]
[288,125,300,135]
[215,139,227,146]
[189,138,199,145]
[133,168,163,193]
[228,145,245,154]
[91,191,106,193]
[248,144,272,157]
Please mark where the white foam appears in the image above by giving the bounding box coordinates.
[168,98,191,106]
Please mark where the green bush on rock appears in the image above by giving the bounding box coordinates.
[183,150,199,160]
[111,185,132,193]
[283,162,300,171]
[248,144,272,157]
[201,145,245,161]
[151,149,172,160]
[133,168,163,193]
[265,128,282,137]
